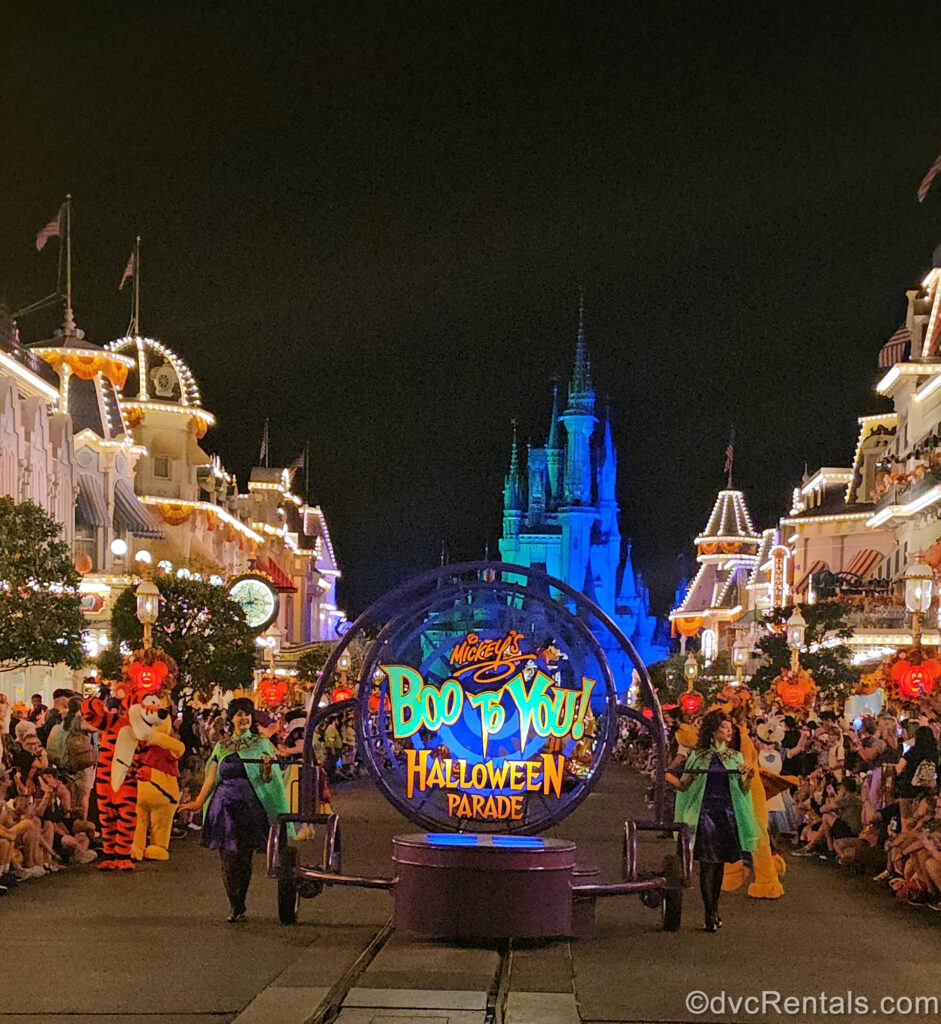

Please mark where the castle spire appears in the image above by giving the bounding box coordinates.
[547,383,561,450]
[567,288,594,415]
[599,410,617,505]
[503,420,524,511]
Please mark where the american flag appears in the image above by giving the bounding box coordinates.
[918,153,941,202]
[119,249,136,290]
[289,451,305,470]
[258,419,269,465]
[724,430,735,477]
[35,209,61,251]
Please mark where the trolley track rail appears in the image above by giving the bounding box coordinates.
[304,915,395,1024]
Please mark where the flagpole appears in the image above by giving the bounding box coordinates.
[726,427,735,489]
[132,235,141,336]
[64,195,73,327]
[304,439,310,502]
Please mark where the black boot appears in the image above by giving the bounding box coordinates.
[700,862,723,932]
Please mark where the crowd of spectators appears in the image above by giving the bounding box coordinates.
[652,696,941,911]
[0,686,355,897]
[0,689,100,893]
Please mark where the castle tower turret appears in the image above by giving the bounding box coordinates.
[501,422,524,542]
[546,384,563,508]
[560,297,596,504]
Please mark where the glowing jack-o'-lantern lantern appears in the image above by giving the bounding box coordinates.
[891,658,941,700]
[680,689,704,714]
[772,667,816,709]
[259,676,288,705]
[127,659,168,693]
[641,706,654,720]
[368,691,390,713]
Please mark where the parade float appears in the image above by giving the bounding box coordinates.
[262,562,688,937]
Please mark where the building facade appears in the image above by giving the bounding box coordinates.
[0,305,345,701]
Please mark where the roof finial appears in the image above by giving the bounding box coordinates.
[569,286,592,402]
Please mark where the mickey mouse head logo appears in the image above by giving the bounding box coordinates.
[127,660,168,692]
[891,658,941,699]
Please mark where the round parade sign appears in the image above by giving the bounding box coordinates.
[314,563,646,835]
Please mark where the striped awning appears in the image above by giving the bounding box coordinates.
[113,478,163,539]
[258,556,297,593]
[878,324,910,367]
[75,473,108,529]
[793,559,828,595]
[844,548,882,579]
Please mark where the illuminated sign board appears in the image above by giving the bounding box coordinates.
[356,575,618,833]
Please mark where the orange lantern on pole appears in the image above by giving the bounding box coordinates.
[890,657,941,700]
[772,666,816,709]
[259,675,288,705]
[680,688,704,714]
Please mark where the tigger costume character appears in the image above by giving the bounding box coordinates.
[81,651,177,871]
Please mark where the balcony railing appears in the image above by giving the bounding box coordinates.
[873,464,941,513]
[843,603,910,631]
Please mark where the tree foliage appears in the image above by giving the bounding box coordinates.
[648,650,734,705]
[110,576,256,695]
[750,602,859,700]
[0,497,84,668]
[297,637,367,687]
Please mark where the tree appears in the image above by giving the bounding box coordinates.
[750,602,859,701]
[0,497,84,668]
[648,650,733,706]
[297,637,368,687]
[110,576,256,696]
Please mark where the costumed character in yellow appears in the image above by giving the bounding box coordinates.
[712,689,784,899]
[131,692,185,861]
[669,710,762,932]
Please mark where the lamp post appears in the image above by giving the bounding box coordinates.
[786,606,806,672]
[338,651,351,689]
[135,564,160,651]
[732,637,750,687]
[904,553,934,648]
[680,652,703,714]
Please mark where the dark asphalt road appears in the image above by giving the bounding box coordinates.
[0,766,938,1024]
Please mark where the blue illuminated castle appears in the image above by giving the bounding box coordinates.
[498,306,667,676]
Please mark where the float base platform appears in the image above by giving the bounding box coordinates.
[392,832,577,940]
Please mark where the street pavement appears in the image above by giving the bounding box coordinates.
[1,765,939,1024]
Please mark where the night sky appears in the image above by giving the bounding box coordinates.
[3,4,941,618]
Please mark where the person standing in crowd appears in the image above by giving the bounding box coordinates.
[27,694,47,725]
[894,726,939,821]
[178,698,289,922]
[668,710,761,932]
[323,716,343,778]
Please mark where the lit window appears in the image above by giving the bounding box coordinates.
[701,628,717,664]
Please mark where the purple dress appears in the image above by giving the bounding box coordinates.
[200,753,270,853]
[693,754,743,864]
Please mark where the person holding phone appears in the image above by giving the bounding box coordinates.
[667,710,761,932]
[179,698,290,922]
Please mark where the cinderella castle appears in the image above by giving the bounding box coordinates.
[498,304,667,677]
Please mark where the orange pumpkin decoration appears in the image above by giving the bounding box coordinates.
[772,667,816,709]
[890,658,941,700]
[126,659,168,693]
[259,676,288,705]
[331,686,354,704]
[680,689,704,714]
